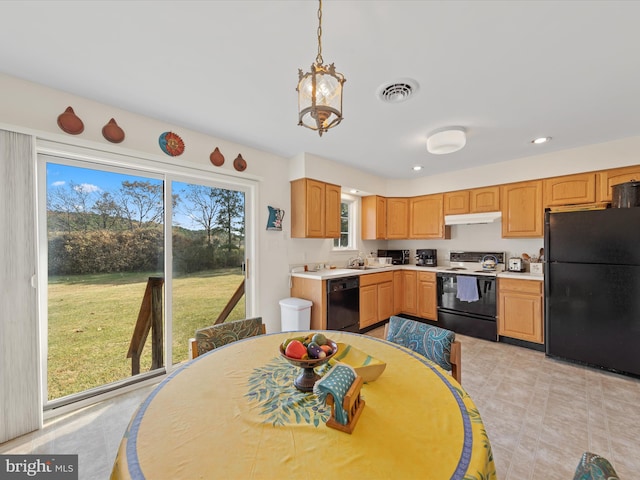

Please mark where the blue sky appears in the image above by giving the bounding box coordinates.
[46,163,202,230]
[47,163,150,193]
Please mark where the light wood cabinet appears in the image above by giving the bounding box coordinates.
[290,178,341,238]
[444,191,469,215]
[401,270,417,315]
[501,180,543,238]
[409,194,450,239]
[361,195,387,240]
[498,278,543,343]
[386,197,409,239]
[470,186,500,212]
[597,165,640,202]
[378,280,394,322]
[416,271,437,320]
[444,187,500,215]
[543,172,596,207]
[290,276,327,330]
[360,271,394,329]
[393,270,403,316]
[325,183,341,238]
[359,284,378,329]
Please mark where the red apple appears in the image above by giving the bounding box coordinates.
[284,340,307,359]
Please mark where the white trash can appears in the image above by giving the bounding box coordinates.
[279,297,312,331]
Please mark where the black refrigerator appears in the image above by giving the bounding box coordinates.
[544,207,640,377]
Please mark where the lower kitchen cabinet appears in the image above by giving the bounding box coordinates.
[359,284,377,329]
[401,270,417,316]
[498,278,544,343]
[360,271,394,328]
[393,270,403,315]
[416,271,437,320]
[290,276,327,330]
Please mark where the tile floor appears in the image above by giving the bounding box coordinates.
[2,328,639,479]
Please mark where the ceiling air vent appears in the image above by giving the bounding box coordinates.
[376,78,419,103]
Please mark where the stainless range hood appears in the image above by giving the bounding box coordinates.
[444,211,502,225]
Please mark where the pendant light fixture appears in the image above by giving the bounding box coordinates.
[297,0,346,136]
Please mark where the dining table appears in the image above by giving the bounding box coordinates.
[111,331,496,479]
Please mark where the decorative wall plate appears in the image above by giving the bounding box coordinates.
[233,154,247,171]
[57,106,84,135]
[159,131,185,156]
[210,147,225,166]
[102,118,125,143]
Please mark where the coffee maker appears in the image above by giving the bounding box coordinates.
[416,249,437,267]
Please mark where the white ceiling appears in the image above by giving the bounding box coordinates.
[2,1,640,179]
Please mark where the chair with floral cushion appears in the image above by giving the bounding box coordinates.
[572,452,619,480]
[384,316,461,384]
[190,317,265,358]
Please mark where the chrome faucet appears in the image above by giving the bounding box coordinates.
[347,253,364,267]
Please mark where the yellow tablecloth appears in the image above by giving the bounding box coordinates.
[111,331,496,480]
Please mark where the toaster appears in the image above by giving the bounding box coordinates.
[508,257,525,272]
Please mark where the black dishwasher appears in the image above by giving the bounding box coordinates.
[326,276,360,332]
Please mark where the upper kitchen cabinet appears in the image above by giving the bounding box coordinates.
[410,194,450,239]
[597,165,640,202]
[444,187,500,214]
[324,183,341,238]
[290,178,341,238]
[543,172,596,207]
[470,186,500,212]
[444,191,469,215]
[361,195,387,240]
[501,180,543,237]
[386,197,409,239]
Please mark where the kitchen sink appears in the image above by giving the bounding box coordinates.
[345,265,388,270]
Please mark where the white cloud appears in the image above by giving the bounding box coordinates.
[74,183,101,193]
[51,181,65,187]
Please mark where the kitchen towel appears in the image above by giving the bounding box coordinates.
[456,276,479,302]
[313,363,357,425]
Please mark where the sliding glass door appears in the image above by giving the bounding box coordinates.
[39,151,252,406]
[170,180,246,365]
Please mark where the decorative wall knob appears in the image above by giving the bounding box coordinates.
[102,118,125,143]
[57,106,84,135]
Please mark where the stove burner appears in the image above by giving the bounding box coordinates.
[446,267,467,271]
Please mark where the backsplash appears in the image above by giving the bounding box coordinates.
[387,222,543,265]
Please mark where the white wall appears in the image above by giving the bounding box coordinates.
[0,73,293,333]
[389,136,640,197]
[1,72,639,335]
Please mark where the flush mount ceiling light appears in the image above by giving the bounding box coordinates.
[297,0,346,137]
[532,136,552,144]
[426,127,467,155]
[412,165,423,171]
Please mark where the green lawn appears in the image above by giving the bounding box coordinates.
[48,269,245,400]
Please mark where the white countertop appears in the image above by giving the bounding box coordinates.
[496,271,544,281]
[291,265,543,281]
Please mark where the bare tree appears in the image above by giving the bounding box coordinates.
[92,191,121,230]
[119,181,163,229]
[47,181,96,232]
[180,185,222,245]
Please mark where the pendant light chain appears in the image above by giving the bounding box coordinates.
[316,0,323,65]
[297,0,345,136]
